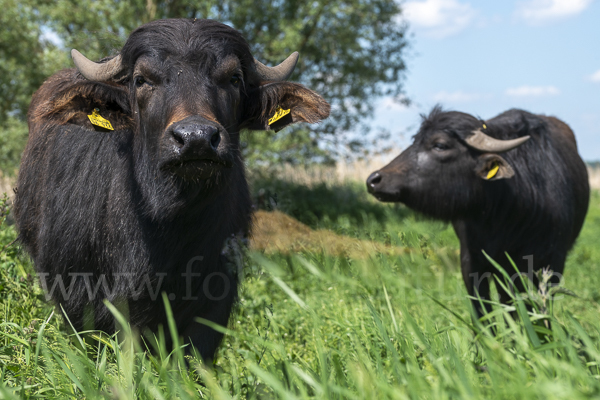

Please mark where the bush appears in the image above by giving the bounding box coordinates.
[0,118,28,176]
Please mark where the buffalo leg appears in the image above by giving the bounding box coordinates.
[181,271,238,362]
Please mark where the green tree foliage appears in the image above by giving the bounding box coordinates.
[0,0,65,174]
[1,0,409,171]
[1,0,48,123]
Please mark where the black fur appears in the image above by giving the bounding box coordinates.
[15,19,329,360]
[368,106,589,315]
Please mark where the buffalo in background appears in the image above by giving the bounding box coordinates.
[14,18,330,360]
[367,106,589,316]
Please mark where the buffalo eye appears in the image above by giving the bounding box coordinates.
[432,142,450,151]
[134,76,147,87]
[229,74,241,87]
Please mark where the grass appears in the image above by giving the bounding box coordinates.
[1,178,600,399]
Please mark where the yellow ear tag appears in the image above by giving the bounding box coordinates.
[487,162,499,179]
[268,106,291,125]
[482,123,487,130]
[88,108,114,130]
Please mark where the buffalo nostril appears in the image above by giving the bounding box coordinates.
[367,172,382,188]
[210,130,221,150]
[171,129,186,148]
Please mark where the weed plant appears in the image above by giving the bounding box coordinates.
[1,187,600,399]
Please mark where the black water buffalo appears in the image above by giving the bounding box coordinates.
[14,18,329,360]
[367,106,589,315]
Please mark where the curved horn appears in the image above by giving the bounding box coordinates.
[466,129,530,153]
[71,49,124,82]
[253,51,299,81]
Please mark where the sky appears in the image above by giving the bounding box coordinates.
[374,0,600,160]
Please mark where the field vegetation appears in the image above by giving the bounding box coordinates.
[1,167,600,399]
[2,2,598,398]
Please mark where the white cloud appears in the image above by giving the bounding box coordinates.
[379,97,411,112]
[590,70,600,83]
[515,0,592,24]
[432,90,486,103]
[403,0,477,39]
[505,85,560,97]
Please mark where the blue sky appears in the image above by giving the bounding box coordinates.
[374,0,600,160]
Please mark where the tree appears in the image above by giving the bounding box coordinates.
[2,0,409,170]
[0,0,65,174]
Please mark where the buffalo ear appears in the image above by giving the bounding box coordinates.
[28,69,133,131]
[475,153,515,181]
[243,82,330,132]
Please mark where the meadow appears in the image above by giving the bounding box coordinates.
[1,165,600,399]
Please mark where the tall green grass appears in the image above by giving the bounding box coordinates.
[1,188,600,399]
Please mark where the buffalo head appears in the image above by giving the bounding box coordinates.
[366,106,530,219]
[70,19,329,182]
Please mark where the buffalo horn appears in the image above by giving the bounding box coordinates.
[253,51,299,81]
[466,129,530,153]
[71,49,124,82]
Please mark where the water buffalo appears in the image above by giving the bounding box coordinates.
[367,106,589,316]
[14,18,330,360]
